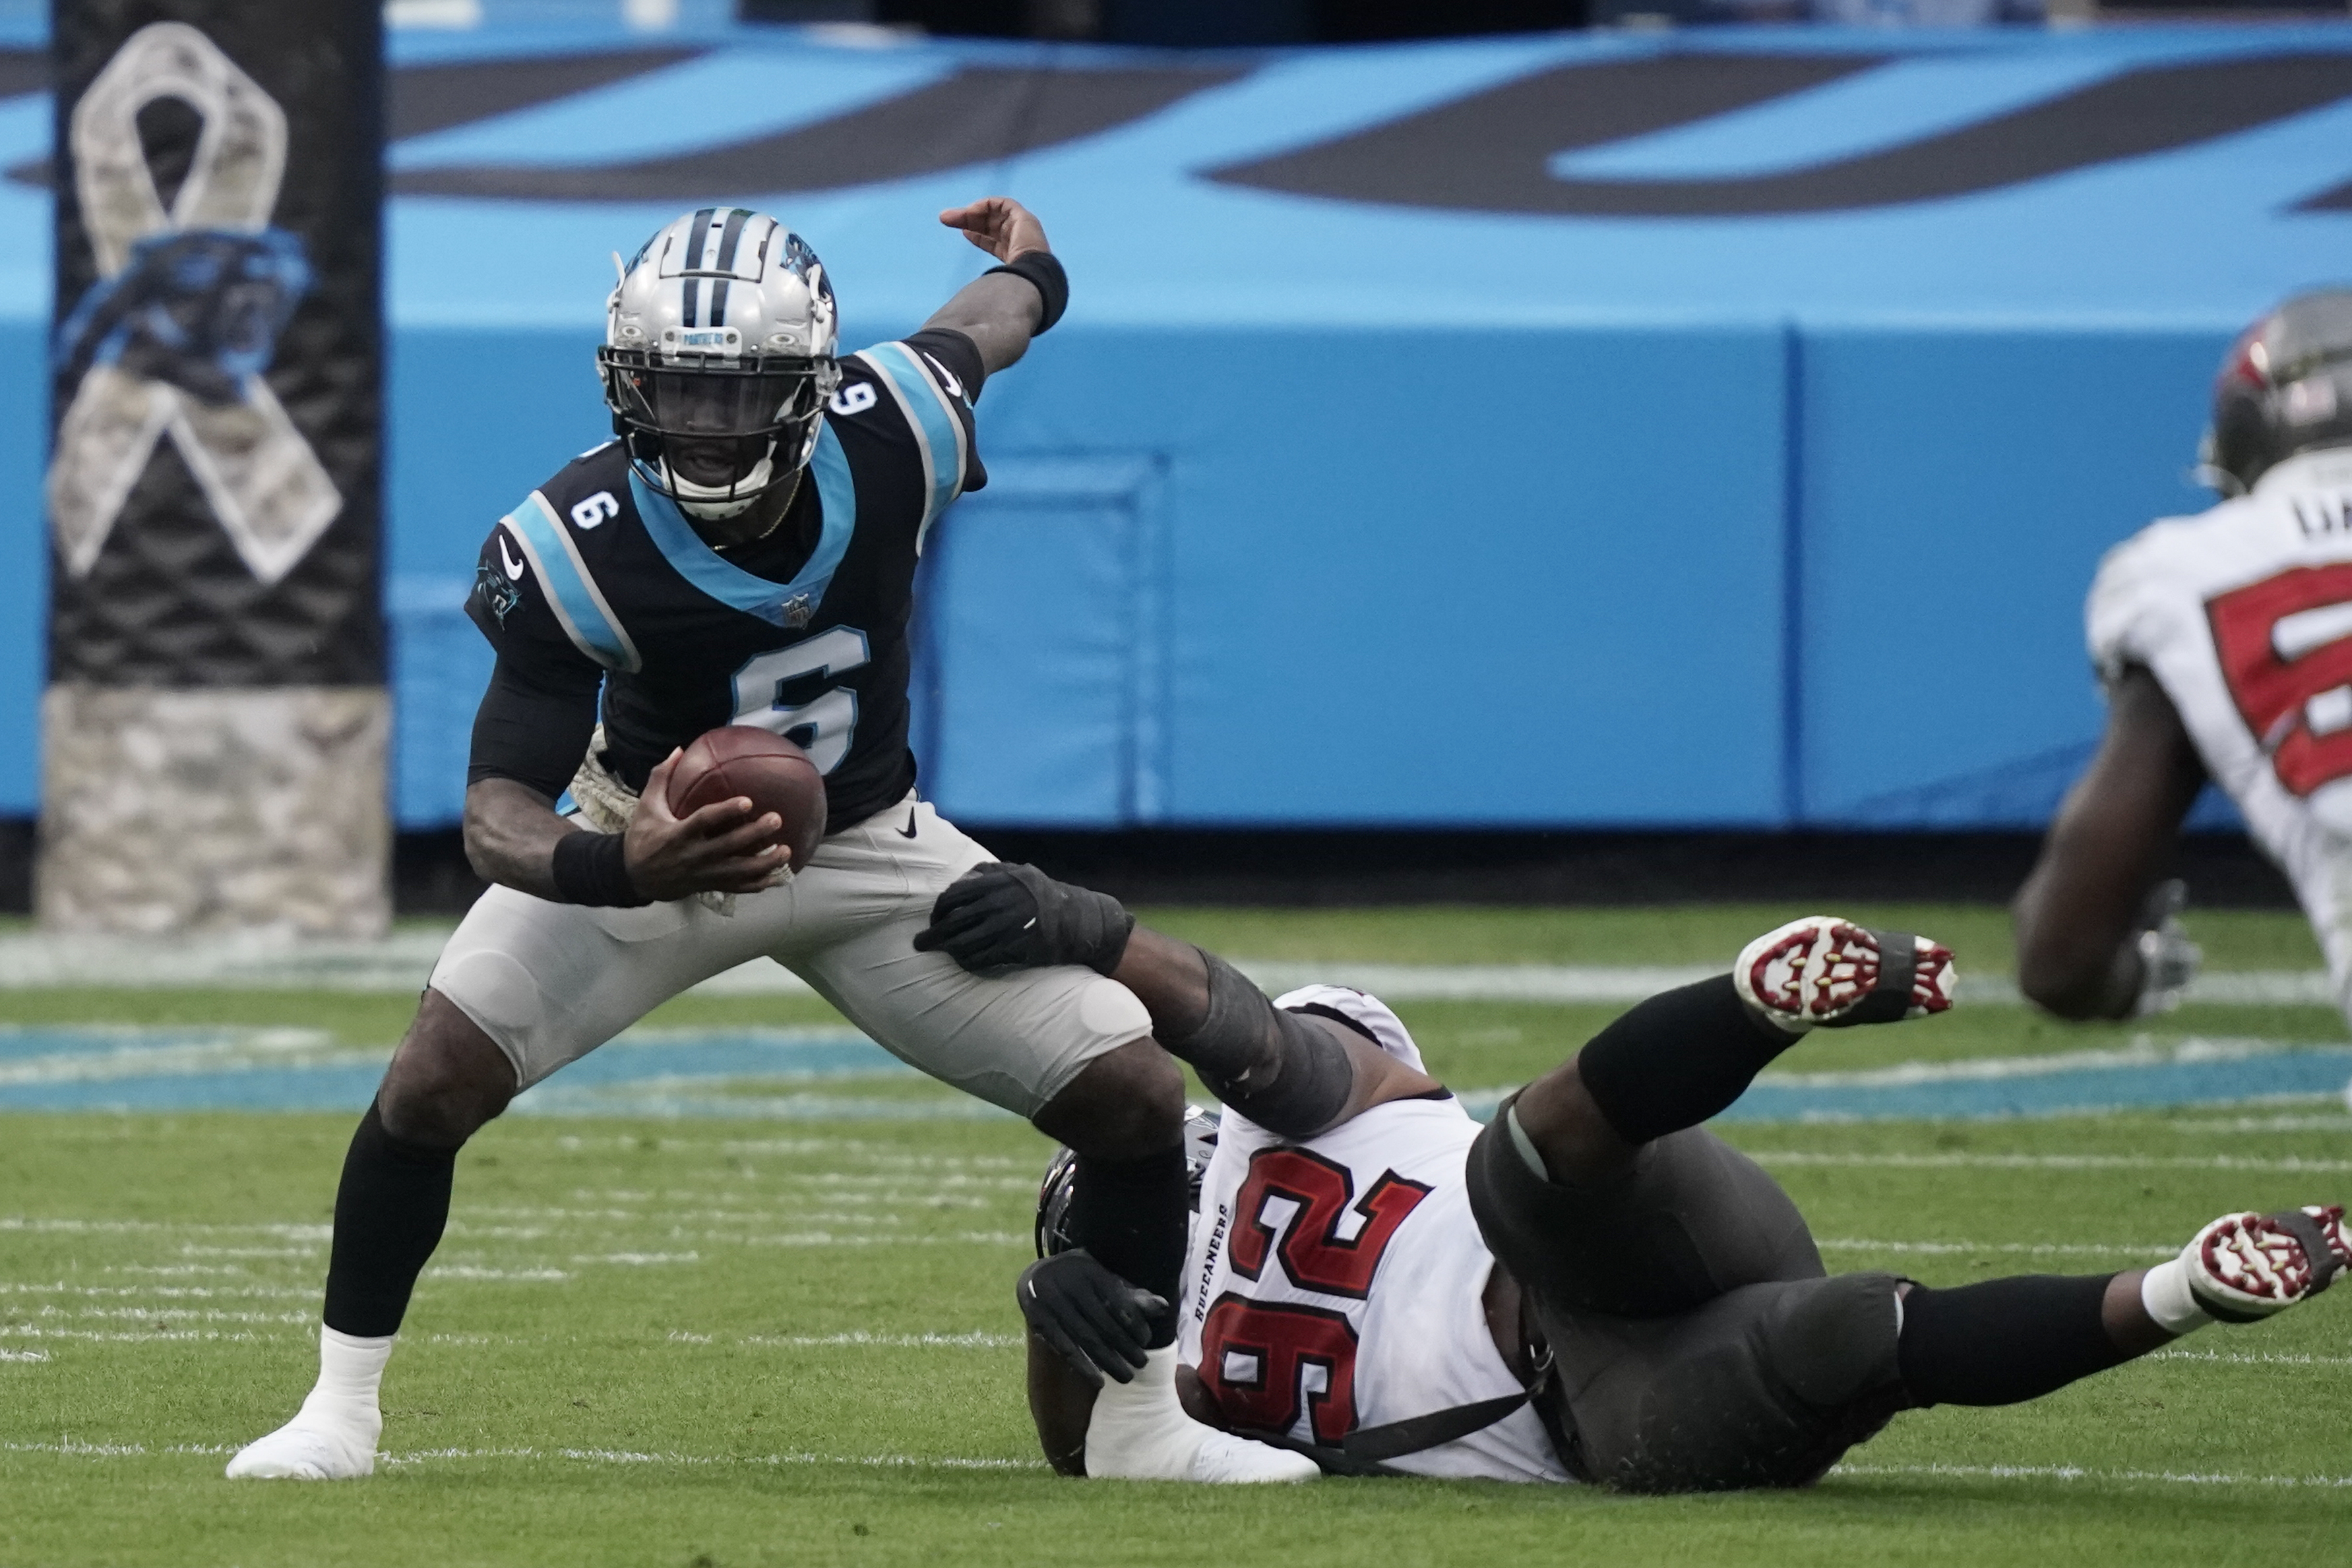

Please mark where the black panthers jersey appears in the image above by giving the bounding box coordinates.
[464,328,985,831]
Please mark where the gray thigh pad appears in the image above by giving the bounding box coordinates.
[1545,1272,1907,1493]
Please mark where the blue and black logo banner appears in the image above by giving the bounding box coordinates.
[47,0,383,688]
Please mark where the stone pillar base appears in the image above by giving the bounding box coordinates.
[38,684,390,938]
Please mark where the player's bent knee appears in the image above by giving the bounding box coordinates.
[1758,1272,1907,1409]
[377,991,519,1151]
[1034,1038,1181,1153]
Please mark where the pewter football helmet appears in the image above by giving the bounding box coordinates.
[597,207,841,520]
[2202,288,2352,497]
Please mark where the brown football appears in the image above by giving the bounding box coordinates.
[665,726,827,872]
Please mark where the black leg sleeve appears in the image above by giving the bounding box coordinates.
[1063,1145,1188,1348]
[1896,1275,2132,1407]
[1575,976,1799,1146]
[321,1102,457,1339]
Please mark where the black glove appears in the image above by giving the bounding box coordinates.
[1015,1250,1165,1387]
[913,862,1134,977]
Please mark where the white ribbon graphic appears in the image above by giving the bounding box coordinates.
[47,22,342,586]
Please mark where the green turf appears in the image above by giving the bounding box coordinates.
[5,1110,2349,1567]
[5,902,2351,1565]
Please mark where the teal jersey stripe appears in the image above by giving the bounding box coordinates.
[863,340,965,526]
[629,421,856,629]
[501,491,642,672]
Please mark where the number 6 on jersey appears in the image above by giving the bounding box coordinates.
[730,626,870,774]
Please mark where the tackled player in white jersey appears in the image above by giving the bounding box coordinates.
[915,865,2350,1486]
[226,202,1306,1485]
[2017,289,2352,1089]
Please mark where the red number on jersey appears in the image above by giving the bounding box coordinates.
[1198,1296,1359,1445]
[2207,562,2352,796]
[1225,1147,1433,1298]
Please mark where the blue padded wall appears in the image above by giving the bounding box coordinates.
[11,18,2352,834]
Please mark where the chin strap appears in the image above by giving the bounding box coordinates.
[668,450,776,520]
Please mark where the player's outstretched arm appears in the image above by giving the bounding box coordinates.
[925,197,1063,377]
[2013,664,2209,1019]
[916,864,1437,1133]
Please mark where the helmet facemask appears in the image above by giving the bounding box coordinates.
[599,345,840,520]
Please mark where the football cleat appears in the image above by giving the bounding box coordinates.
[224,1407,378,1480]
[1734,917,1956,1033]
[1084,1346,1317,1484]
[2181,1206,2351,1322]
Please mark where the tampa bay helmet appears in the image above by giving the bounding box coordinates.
[2202,289,2352,496]
[1036,1106,1222,1259]
[597,206,841,520]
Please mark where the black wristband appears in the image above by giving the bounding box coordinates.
[984,250,1067,334]
[550,831,650,907]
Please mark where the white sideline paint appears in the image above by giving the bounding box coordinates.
[0,1348,48,1362]
[0,925,2335,1007]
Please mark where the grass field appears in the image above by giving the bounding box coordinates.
[5,904,2350,1567]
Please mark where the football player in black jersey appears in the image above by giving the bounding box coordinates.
[228,200,1310,1485]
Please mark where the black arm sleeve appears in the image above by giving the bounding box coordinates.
[466,652,602,800]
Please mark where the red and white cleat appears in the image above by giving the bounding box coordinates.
[1733,917,1956,1033]
[2182,1206,2351,1322]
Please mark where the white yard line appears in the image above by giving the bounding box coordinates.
[1815,1238,2175,1258]
[1832,1461,2352,1489]
[2150,1348,2352,1369]
[738,1331,1020,1348]
[1749,1151,2352,1174]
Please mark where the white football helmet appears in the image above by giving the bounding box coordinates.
[597,207,841,520]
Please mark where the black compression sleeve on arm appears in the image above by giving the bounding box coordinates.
[983,251,1067,333]
[1896,1275,2132,1406]
[467,653,600,800]
[550,831,647,908]
[1574,975,1802,1146]
[1160,951,1355,1139]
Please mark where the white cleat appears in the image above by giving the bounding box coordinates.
[225,1397,379,1480]
[1187,1430,1322,1484]
[1084,1346,1318,1484]
[2181,1205,2351,1322]
[1734,916,1955,1033]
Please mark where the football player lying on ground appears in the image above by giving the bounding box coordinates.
[228,199,1304,1484]
[2015,290,2352,1104]
[915,868,2351,1487]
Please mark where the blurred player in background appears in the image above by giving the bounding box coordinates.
[917,867,2347,1486]
[2016,291,2352,1081]
[228,200,1304,1484]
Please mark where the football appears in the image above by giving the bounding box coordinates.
[665,725,827,872]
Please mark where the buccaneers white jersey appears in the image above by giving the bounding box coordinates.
[1175,987,1568,1484]
[2088,448,2352,1017]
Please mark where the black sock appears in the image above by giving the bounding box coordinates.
[1574,975,1796,1145]
[1896,1275,2131,1406]
[1064,1145,1188,1348]
[321,1102,456,1339]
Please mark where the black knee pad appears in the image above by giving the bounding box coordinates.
[1758,1272,1905,1408]
[1173,951,1355,1139]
